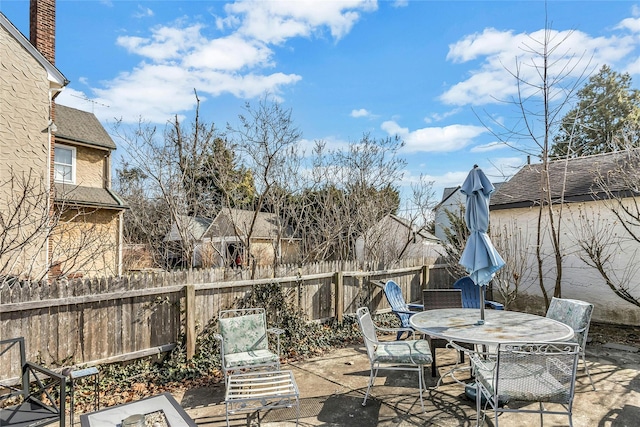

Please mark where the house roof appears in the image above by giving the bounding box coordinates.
[434,186,461,210]
[0,12,67,89]
[54,105,117,150]
[206,208,297,240]
[54,183,127,210]
[491,151,640,210]
[164,216,213,242]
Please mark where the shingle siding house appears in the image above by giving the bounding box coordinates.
[1,5,126,280]
[166,209,300,268]
[51,105,127,277]
[1,9,64,279]
[490,152,640,326]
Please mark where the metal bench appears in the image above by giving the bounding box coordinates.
[1,337,67,427]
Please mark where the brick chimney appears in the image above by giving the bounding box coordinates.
[30,0,56,64]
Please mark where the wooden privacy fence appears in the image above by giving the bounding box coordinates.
[0,261,452,379]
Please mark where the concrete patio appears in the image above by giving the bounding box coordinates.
[172,340,640,426]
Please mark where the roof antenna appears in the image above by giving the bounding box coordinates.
[70,94,110,113]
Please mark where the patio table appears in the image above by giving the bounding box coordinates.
[409,308,574,345]
[409,308,575,392]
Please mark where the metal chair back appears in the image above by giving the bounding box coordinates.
[546,297,595,389]
[472,341,580,426]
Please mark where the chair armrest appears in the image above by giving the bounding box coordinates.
[485,300,505,310]
[372,280,386,289]
[393,309,418,316]
[377,339,430,364]
[24,362,67,416]
[25,361,67,387]
[267,328,285,335]
[375,325,414,334]
[407,303,424,311]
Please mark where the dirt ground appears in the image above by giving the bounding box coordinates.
[589,321,640,347]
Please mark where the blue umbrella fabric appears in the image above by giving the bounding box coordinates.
[459,165,505,320]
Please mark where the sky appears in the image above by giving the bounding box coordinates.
[3,0,640,214]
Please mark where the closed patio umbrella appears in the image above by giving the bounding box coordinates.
[459,165,505,324]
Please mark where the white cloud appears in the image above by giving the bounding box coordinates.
[117,24,205,62]
[223,0,378,44]
[423,108,461,123]
[83,1,377,123]
[470,141,507,153]
[625,56,640,74]
[182,35,275,71]
[350,108,370,118]
[133,5,154,18]
[616,16,640,32]
[381,121,486,153]
[441,27,637,106]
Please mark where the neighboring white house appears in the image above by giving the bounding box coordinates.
[356,214,443,265]
[490,151,640,326]
[433,186,463,241]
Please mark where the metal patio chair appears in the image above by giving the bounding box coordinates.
[546,297,596,390]
[471,341,580,427]
[0,337,67,427]
[356,306,432,411]
[214,308,284,385]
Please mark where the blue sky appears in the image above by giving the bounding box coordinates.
[3,0,640,212]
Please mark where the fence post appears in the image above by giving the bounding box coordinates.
[334,271,343,322]
[185,284,196,359]
[422,265,429,289]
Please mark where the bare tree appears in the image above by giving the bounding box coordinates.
[226,95,303,275]
[299,134,406,263]
[360,175,438,266]
[571,204,640,308]
[0,169,122,283]
[477,21,590,307]
[114,93,248,269]
[491,220,532,308]
[574,138,640,308]
[0,170,51,280]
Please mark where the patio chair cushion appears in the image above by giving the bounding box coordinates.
[223,349,281,369]
[546,298,593,348]
[219,313,269,355]
[373,339,432,365]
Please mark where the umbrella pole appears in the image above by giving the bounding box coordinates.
[479,286,486,325]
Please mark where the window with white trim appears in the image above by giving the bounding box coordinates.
[54,145,76,184]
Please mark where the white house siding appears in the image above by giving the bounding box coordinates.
[434,190,464,241]
[491,200,640,326]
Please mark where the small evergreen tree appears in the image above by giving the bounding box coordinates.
[551,65,640,158]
